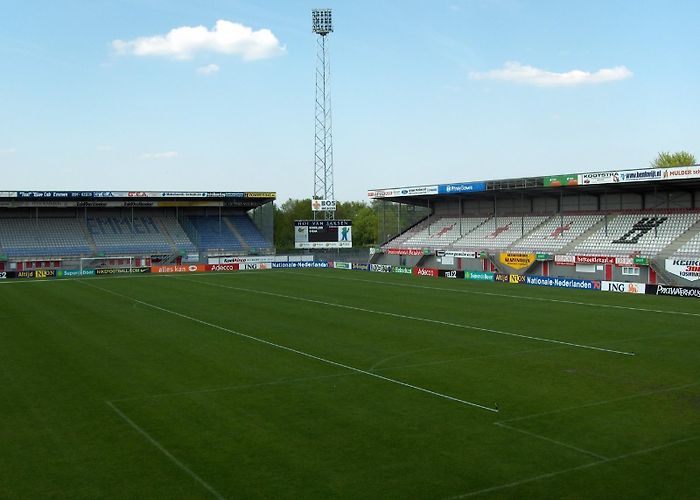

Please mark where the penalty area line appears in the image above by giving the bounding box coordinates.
[81,281,498,413]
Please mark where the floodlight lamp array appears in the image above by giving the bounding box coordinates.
[312,9,333,35]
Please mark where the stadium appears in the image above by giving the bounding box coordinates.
[2,163,700,499]
[3,4,700,500]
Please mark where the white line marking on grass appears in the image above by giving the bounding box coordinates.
[106,401,226,500]
[81,281,498,413]
[498,381,700,424]
[494,422,608,460]
[179,277,636,357]
[277,270,700,318]
[446,434,700,498]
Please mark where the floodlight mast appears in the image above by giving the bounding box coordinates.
[312,8,334,220]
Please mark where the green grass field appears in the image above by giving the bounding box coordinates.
[1,269,699,499]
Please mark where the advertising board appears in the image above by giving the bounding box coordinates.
[543,174,579,187]
[294,220,352,249]
[370,264,392,273]
[646,284,700,299]
[206,264,239,272]
[367,185,439,198]
[494,273,510,283]
[660,166,700,181]
[525,275,600,290]
[554,255,576,266]
[16,270,57,279]
[311,199,336,212]
[464,271,495,281]
[333,262,352,270]
[239,263,271,271]
[271,261,329,269]
[150,265,205,273]
[352,262,370,271]
[601,281,646,294]
[499,252,536,270]
[436,250,478,259]
[665,259,700,282]
[509,274,526,284]
[437,182,486,195]
[438,269,465,279]
[59,269,96,277]
[412,267,438,278]
[386,248,426,256]
[392,266,413,274]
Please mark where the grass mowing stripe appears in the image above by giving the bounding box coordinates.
[278,270,700,318]
[180,276,637,357]
[105,401,226,500]
[447,434,700,498]
[81,280,499,413]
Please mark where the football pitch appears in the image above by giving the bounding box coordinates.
[1,269,699,499]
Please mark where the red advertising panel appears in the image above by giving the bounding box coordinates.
[387,248,424,256]
[412,267,438,278]
[204,263,240,272]
[151,264,207,273]
[575,255,616,265]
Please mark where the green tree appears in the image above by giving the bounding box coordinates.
[650,151,697,168]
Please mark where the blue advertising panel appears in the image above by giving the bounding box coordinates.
[525,275,600,290]
[437,182,487,195]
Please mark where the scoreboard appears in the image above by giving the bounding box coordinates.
[295,220,352,249]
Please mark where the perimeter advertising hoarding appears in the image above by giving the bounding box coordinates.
[646,284,700,299]
[438,269,465,279]
[665,259,700,282]
[370,264,392,273]
[271,261,329,269]
[15,269,57,279]
[601,281,646,294]
[392,266,413,274]
[95,267,150,275]
[413,267,438,278]
[333,262,352,270]
[509,274,526,284]
[294,220,352,249]
[464,271,495,281]
[543,175,579,187]
[525,275,600,290]
[499,252,536,270]
[151,265,207,273]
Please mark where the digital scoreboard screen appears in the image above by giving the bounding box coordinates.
[294,220,352,249]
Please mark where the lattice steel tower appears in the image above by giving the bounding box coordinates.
[312,8,334,219]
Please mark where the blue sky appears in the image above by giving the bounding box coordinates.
[1,0,698,201]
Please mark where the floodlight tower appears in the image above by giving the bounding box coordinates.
[312,8,334,220]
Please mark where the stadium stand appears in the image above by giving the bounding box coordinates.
[510,214,604,253]
[572,212,700,257]
[187,216,245,252]
[228,214,273,250]
[86,216,174,254]
[402,217,486,248]
[0,218,92,257]
[452,216,549,250]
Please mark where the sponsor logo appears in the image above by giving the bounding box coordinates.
[207,264,239,272]
[601,281,646,294]
[525,275,600,290]
[576,255,616,265]
[271,261,329,269]
[367,186,439,198]
[96,267,150,275]
[437,182,487,195]
[665,258,700,282]
[554,255,577,266]
[499,252,536,270]
[544,175,579,187]
[386,248,425,256]
[0,271,6,279]
[392,266,413,274]
[311,199,337,211]
[370,264,392,273]
[464,271,494,281]
[59,269,96,277]
[579,171,620,185]
[509,274,526,284]
[648,284,700,299]
[352,262,370,271]
[494,273,510,283]
[333,262,352,270]
[436,250,478,259]
[413,267,438,278]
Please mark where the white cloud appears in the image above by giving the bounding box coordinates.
[469,62,633,87]
[197,63,220,75]
[113,20,285,61]
[139,151,179,160]
[0,148,16,154]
